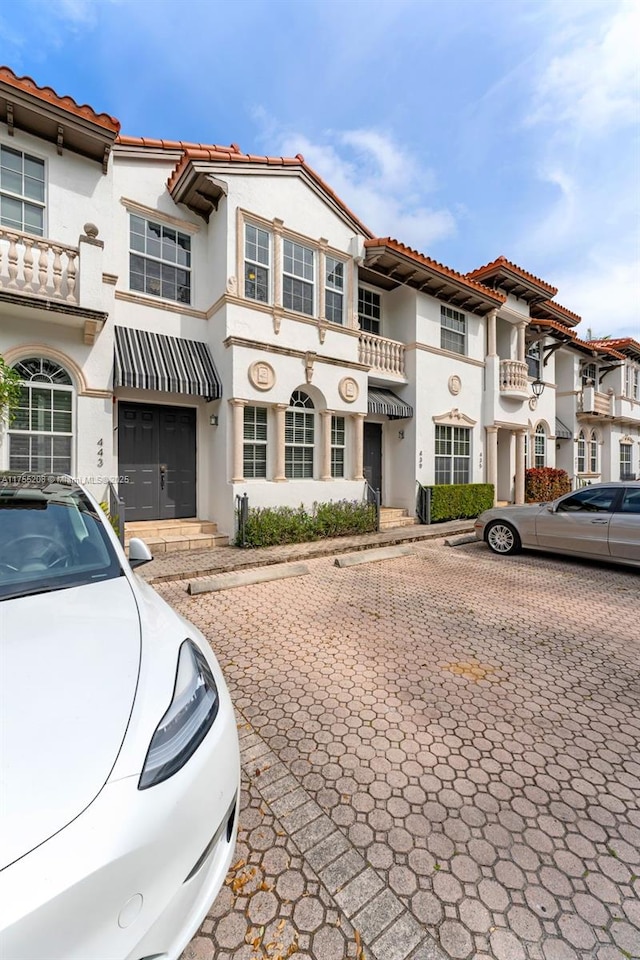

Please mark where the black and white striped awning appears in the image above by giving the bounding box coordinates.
[367,388,413,419]
[555,417,573,440]
[114,326,222,401]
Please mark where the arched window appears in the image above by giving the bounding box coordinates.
[577,430,586,473]
[534,424,546,468]
[9,358,74,474]
[285,390,314,478]
[589,432,598,474]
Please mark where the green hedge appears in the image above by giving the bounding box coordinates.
[429,483,494,522]
[239,499,377,547]
[525,468,571,502]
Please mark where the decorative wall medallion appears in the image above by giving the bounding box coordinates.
[339,377,359,403]
[448,374,462,396]
[528,397,538,411]
[248,361,276,391]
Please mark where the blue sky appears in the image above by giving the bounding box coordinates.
[1,0,638,338]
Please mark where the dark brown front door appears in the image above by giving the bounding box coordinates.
[363,422,382,499]
[118,403,196,522]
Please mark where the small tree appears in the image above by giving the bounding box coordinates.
[0,356,22,423]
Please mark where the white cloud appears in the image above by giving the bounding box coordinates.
[268,126,455,250]
[552,254,640,339]
[527,0,639,136]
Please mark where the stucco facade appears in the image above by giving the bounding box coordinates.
[1,67,638,540]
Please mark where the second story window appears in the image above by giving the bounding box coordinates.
[582,362,597,386]
[441,306,466,356]
[358,288,381,335]
[245,224,270,303]
[325,257,344,324]
[1,145,45,236]
[625,363,639,400]
[129,215,191,304]
[283,239,314,315]
[526,341,541,380]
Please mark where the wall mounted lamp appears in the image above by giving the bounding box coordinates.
[209,414,219,426]
[531,377,545,398]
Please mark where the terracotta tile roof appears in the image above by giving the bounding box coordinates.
[468,255,558,296]
[115,135,241,153]
[530,319,628,358]
[587,338,640,360]
[529,317,577,339]
[531,299,582,326]
[162,145,373,237]
[0,66,120,132]
[364,237,507,303]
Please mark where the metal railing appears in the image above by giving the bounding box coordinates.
[363,479,381,532]
[236,493,249,547]
[107,481,125,547]
[416,481,431,524]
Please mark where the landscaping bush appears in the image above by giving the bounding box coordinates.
[239,499,377,547]
[429,483,494,523]
[525,468,571,502]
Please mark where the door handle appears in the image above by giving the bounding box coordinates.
[590,519,608,524]
[159,463,167,490]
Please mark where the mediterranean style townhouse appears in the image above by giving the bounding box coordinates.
[1,67,638,549]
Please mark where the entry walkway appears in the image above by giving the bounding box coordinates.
[138,519,476,584]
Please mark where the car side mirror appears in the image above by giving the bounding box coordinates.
[128,537,153,568]
[547,503,556,513]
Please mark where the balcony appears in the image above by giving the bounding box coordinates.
[579,385,614,418]
[0,226,107,344]
[358,331,406,378]
[499,359,529,398]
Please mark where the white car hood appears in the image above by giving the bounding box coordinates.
[0,576,141,870]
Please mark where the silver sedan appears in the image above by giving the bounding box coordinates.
[474,481,640,567]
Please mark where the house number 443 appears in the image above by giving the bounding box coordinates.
[97,438,104,468]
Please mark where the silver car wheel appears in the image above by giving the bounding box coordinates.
[486,521,520,555]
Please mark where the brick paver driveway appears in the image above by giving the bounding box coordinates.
[162,540,640,960]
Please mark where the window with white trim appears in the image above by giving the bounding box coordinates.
[358,287,381,335]
[440,306,466,356]
[285,391,314,478]
[625,363,639,400]
[283,239,314,315]
[620,442,633,480]
[526,341,541,380]
[129,214,191,304]
[325,257,344,324]
[331,416,345,478]
[243,406,267,478]
[589,433,598,473]
[1,145,45,236]
[244,224,270,303]
[582,362,597,386]
[435,425,470,484]
[9,358,73,473]
[534,424,546,468]
[577,430,586,473]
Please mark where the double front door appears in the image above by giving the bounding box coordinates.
[118,403,196,522]
[363,423,382,498]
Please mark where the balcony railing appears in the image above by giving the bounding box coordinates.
[499,359,529,396]
[579,386,614,417]
[358,331,405,378]
[0,227,79,304]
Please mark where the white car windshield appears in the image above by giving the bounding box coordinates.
[0,477,122,601]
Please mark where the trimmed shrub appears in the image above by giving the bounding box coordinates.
[239,499,377,548]
[429,483,494,523]
[525,468,571,503]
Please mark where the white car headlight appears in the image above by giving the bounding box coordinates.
[139,640,220,789]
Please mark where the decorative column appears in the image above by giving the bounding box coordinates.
[229,399,248,482]
[486,425,498,505]
[486,308,498,357]
[352,413,365,480]
[516,322,527,363]
[515,429,526,505]
[320,410,332,480]
[274,403,288,482]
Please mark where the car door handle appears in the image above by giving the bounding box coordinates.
[590,519,608,524]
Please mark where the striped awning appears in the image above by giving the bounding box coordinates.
[114,326,222,400]
[367,388,413,419]
[555,417,573,440]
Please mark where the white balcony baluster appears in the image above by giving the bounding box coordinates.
[358,331,406,377]
[0,227,79,305]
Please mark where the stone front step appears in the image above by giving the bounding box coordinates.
[379,506,417,531]
[125,518,229,554]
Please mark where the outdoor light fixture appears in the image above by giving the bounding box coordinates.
[398,429,405,440]
[209,414,219,426]
[531,377,545,398]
